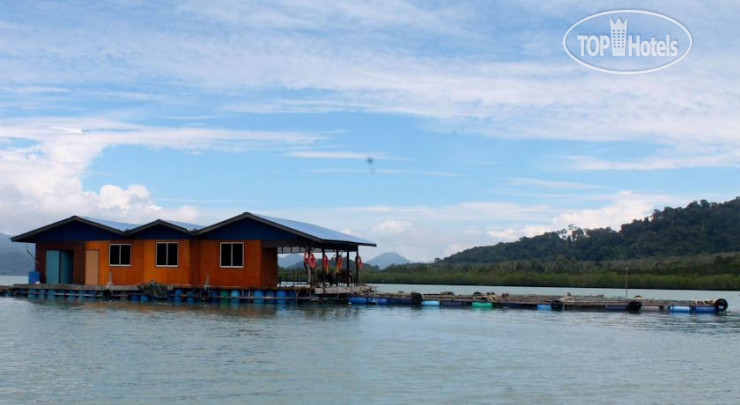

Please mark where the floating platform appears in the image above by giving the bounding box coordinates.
[0,284,729,314]
[348,291,729,314]
[0,283,372,304]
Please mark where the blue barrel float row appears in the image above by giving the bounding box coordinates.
[127,288,299,303]
[348,295,729,314]
[667,301,728,313]
[18,287,303,304]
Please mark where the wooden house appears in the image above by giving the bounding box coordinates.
[11,213,375,288]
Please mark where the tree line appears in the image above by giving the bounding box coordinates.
[362,198,740,290]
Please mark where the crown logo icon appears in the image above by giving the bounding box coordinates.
[610,18,628,56]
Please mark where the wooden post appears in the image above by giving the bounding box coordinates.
[346,250,350,286]
[625,267,629,297]
[307,248,312,286]
[355,249,359,287]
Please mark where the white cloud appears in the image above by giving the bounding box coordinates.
[309,168,461,177]
[550,191,667,230]
[287,151,377,160]
[487,225,550,242]
[506,177,605,190]
[0,117,321,233]
[569,153,740,171]
[372,219,412,235]
[2,2,740,170]
[484,191,683,245]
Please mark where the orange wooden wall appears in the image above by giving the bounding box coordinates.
[192,240,267,287]
[84,239,277,288]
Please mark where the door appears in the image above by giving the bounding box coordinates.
[46,250,60,284]
[59,251,73,284]
[85,250,99,285]
[45,250,73,284]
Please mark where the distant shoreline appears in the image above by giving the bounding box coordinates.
[361,271,740,291]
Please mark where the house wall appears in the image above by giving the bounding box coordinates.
[193,240,271,288]
[36,242,86,284]
[86,240,191,286]
[261,247,278,286]
[81,239,278,288]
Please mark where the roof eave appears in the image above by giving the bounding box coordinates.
[11,215,126,243]
[126,219,195,236]
[197,212,375,247]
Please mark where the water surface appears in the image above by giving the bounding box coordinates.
[1,276,739,404]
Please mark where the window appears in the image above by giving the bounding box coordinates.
[156,242,178,267]
[220,242,244,268]
[109,244,131,266]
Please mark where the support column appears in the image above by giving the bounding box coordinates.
[355,250,359,286]
[306,248,312,286]
[346,250,350,286]
[321,248,326,287]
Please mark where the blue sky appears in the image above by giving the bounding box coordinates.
[1,1,739,260]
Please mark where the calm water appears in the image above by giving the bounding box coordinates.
[2,276,740,404]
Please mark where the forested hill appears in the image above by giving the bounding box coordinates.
[444,198,740,264]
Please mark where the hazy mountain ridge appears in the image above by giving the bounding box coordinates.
[0,234,34,275]
[367,252,412,269]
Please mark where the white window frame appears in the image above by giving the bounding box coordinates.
[109,243,132,267]
[220,242,244,268]
[155,242,179,268]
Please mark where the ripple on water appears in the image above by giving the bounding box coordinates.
[0,297,739,404]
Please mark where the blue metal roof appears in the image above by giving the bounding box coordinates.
[161,219,205,231]
[255,214,375,245]
[80,216,140,232]
[12,212,376,247]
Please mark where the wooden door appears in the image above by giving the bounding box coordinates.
[46,250,60,284]
[59,251,73,284]
[85,250,99,285]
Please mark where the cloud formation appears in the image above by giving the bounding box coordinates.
[0,118,320,232]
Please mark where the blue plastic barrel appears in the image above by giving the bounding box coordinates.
[47,289,56,299]
[28,289,37,299]
[140,294,149,302]
[669,305,691,313]
[264,290,275,304]
[253,290,264,304]
[441,300,464,307]
[387,297,412,305]
[537,304,552,310]
[28,271,40,284]
[421,300,440,306]
[230,289,240,303]
[174,289,183,302]
[185,290,194,303]
[369,298,388,305]
[693,306,716,314]
[605,305,627,311]
[276,290,287,304]
[349,296,367,305]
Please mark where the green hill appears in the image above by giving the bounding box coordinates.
[361,198,740,290]
[445,198,740,264]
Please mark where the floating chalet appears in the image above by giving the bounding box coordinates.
[11,213,375,288]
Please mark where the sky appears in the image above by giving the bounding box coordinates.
[1,1,739,261]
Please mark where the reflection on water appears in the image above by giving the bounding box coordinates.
[1,280,740,403]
